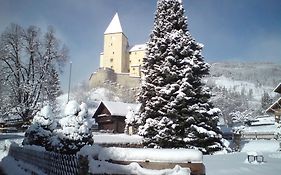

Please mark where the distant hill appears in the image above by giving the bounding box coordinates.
[207,62,281,100]
[205,62,281,125]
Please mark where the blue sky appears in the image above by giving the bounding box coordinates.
[1,0,281,91]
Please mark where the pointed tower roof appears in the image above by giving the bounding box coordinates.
[104,13,123,34]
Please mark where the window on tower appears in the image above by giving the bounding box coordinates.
[110,58,113,62]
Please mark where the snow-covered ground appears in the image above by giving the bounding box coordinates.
[205,152,281,175]
[1,132,281,175]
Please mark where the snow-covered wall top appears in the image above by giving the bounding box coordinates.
[80,145,203,163]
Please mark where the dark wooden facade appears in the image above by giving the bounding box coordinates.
[93,102,126,133]
[267,83,281,123]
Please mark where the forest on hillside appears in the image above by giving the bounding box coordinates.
[206,62,281,126]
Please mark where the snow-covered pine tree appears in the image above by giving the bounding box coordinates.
[23,105,57,148]
[138,0,223,154]
[261,91,273,110]
[51,100,94,154]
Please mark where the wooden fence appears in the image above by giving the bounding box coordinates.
[8,145,85,175]
[241,132,277,140]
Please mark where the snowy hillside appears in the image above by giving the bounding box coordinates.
[207,62,281,100]
[204,62,281,125]
[209,62,281,87]
[207,76,275,101]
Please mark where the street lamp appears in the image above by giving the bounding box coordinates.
[67,61,72,103]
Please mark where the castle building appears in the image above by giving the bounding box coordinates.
[89,13,146,89]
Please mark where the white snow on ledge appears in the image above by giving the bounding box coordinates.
[99,147,203,163]
[79,144,203,163]
[79,144,197,175]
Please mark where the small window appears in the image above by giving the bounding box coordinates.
[133,68,135,71]
[113,51,114,54]
[110,58,113,62]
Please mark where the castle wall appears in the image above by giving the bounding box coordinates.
[89,68,140,89]
[116,73,141,89]
[89,67,117,88]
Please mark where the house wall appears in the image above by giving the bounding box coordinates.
[129,49,145,77]
[96,115,125,133]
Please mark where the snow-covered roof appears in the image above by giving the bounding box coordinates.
[266,97,281,113]
[129,44,147,52]
[104,13,123,34]
[98,101,141,116]
[273,83,281,93]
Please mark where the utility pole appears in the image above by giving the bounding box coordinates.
[67,61,72,103]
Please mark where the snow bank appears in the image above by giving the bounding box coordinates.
[241,140,280,152]
[1,156,47,175]
[99,147,202,163]
[79,144,194,175]
[79,144,202,163]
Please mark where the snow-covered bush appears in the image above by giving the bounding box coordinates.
[50,100,94,154]
[124,106,140,135]
[22,105,57,148]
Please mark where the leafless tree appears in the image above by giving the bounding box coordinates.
[0,23,68,122]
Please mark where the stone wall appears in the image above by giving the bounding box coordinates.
[89,68,141,102]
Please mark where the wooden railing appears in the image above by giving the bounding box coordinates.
[8,144,84,175]
[241,132,277,140]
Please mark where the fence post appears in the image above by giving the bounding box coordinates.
[233,133,241,151]
[78,155,89,175]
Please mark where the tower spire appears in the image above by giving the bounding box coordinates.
[104,13,123,34]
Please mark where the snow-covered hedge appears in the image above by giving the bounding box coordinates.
[23,101,94,154]
[50,100,94,154]
[22,105,57,148]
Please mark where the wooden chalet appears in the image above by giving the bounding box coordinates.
[266,83,281,123]
[93,101,140,133]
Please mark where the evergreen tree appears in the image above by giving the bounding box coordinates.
[261,91,273,110]
[138,0,223,154]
